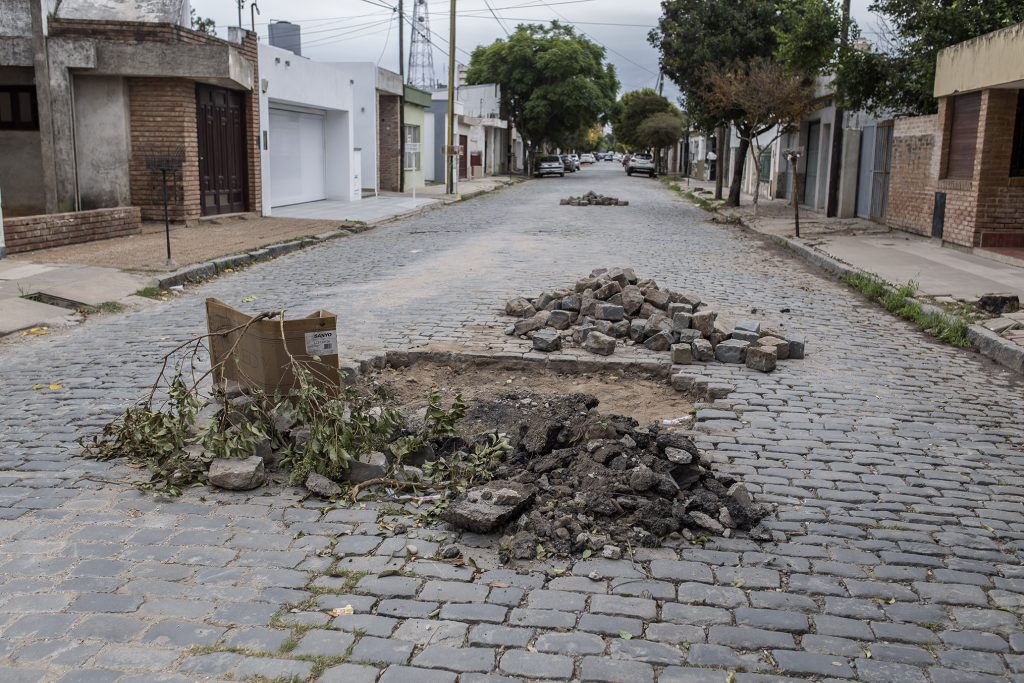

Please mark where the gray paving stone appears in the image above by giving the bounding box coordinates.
[578,613,643,636]
[233,656,313,679]
[292,628,355,656]
[222,626,291,652]
[412,645,496,672]
[581,655,654,682]
[708,625,795,649]
[608,638,685,665]
[535,631,606,655]
[659,667,731,683]
[772,650,854,678]
[349,635,414,664]
[940,629,1010,652]
[469,624,534,647]
[318,663,381,683]
[499,650,574,679]
[140,620,225,647]
[854,658,928,683]
[735,607,808,632]
[333,613,397,637]
[378,665,457,683]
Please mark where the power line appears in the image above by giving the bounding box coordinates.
[535,0,658,77]
[377,11,397,64]
[483,0,510,36]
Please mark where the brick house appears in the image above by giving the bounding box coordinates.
[887,22,1024,251]
[0,0,261,255]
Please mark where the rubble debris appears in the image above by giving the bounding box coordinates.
[976,293,1020,315]
[442,480,537,533]
[503,267,806,372]
[439,391,768,556]
[560,190,628,206]
[305,472,343,498]
[208,456,266,490]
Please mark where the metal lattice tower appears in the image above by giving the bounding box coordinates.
[408,0,437,88]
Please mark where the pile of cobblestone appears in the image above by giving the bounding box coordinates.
[442,391,767,559]
[505,267,805,372]
[559,191,627,206]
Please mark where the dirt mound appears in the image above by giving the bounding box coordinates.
[430,388,767,560]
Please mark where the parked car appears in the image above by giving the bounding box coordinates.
[570,154,581,170]
[535,155,565,177]
[560,155,577,173]
[580,153,596,164]
[627,153,656,177]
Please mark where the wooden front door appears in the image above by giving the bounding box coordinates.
[197,85,247,215]
[459,135,468,179]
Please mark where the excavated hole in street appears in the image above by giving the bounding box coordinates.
[372,360,693,426]
[359,358,767,560]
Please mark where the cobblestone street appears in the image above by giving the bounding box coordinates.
[2,164,1023,682]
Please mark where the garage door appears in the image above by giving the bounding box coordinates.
[269,108,326,207]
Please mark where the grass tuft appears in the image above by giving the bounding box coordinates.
[843,272,973,348]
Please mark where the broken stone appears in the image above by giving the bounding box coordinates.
[642,313,672,340]
[734,319,761,334]
[536,292,556,309]
[514,312,550,336]
[690,511,725,534]
[757,335,789,360]
[440,544,462,559]
[208,456,266,491]
[532,328,562,352]
[561,295,581,312]
[594,303,625,321]
[715,339,749,364]
[671,312,692,331]
[582,331,616,356]
[643,331,674,351]
[731,330,760,344]
[676,328,702,344]
[671,344,692,364]
[346,451,388,483]
[645,289,670,310]
[621,285,644,315]
[609,320,630,338]
[691,310,717,336]
[594,281,622,300]
[977,293,1020,315]
[728,482,753,508]
[301,473,342,499]
[786,333,806,359]
[663,447,693,465]
[745,348,774,374]
[691,338,714,362]
[505,297,537,318]
[668,302,694,316]
[601,545,623,560]
[628,318,646,342]
[547,310,573,330]
[629,465,658,492]
[443,481,536,533]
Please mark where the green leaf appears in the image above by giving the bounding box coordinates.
[618,631,633,640]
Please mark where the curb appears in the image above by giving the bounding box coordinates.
[728,213,1024,376]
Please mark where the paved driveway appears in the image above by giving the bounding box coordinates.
[1,164,1022,682]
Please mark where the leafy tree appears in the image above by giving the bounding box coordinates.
[613,88,677,150]
[190,8,216,35]
[836,0,1024,115]
[706,59,815,214]
[636,111,685,173]
[466,22,619,165]
[650,0,837,206]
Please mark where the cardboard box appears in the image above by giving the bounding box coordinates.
[205,298,341,395]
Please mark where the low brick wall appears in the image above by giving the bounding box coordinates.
[3,207,142,254]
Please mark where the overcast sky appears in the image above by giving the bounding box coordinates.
[192,0,878,104]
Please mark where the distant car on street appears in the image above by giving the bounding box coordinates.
[560,155,578,173]
[580,153,596,164]
[535,155,565,177]
[627,153,656,177]
[570,154,581,170]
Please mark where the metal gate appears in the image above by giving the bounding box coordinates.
[197,85,247,216]
[870,121,893,221]
[803,121,820,207]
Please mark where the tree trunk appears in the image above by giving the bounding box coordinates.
[714,125,726,200]
[726,136,750,207]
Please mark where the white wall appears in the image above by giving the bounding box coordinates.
[258,43,358,214]
[346,63,381,193]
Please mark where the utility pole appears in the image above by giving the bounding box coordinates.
[825,0,852,217]
[398,0,406,193]
[445,0,457,195]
